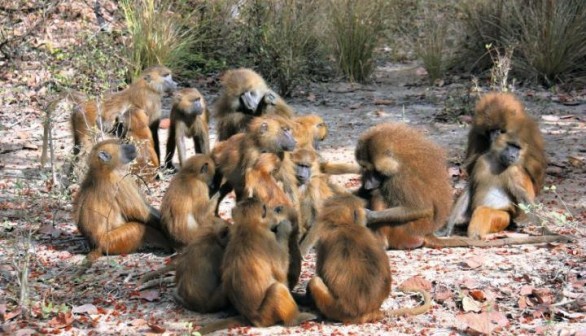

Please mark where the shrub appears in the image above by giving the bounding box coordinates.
[120,0,199,80]
[238,0,326,96]
[328,0,391,82]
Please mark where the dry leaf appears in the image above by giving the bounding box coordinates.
[434,286,452,303]
[463,255,484,269]
[458,277,480,289]
[532,288,554,304]
[398,275,432,292]
[519,285,534,296]
[456,311,509,335]
[139,290,160,302]
[148,322,166,334]
[374,99,393,105]
[470,290,486,302]
[72,303,98,315]
[568,156,584,168]
[48,312,74,329]
[462,296,482,313]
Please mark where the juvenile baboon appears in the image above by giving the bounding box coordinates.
[211,115,297,205]
[173,217,231,313]
[214,68,293,140]
[292,114,328,150]
[444,92,547,238]
[164,88,210,170]
[71,65,177,161]
[198,199,315,333]
[272,205,302,290]
[355,123,453,250]
[291,149,347,252]
[74,140,172,267]
[306,195,431,323]
[160,154,218,247]
[244,153,293,207]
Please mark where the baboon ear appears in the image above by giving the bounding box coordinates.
[262,204,267,218]
[143,74,152,82]
[200,162,209,174]
[260,122,269,134]
[98,151,112,162]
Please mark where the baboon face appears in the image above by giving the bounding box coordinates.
[90,140,137,169]
[291,149,316,185]
[252,116,297,153]
[184,155,216,187]
[175,88,205,116]
[490,133,524,168]
[232,198,274,231]
[142,66,178,94]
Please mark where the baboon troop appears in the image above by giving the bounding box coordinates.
[60,65,567,332]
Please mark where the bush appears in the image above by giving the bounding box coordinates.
[328,0,391,82]
[120,0,199,80]
[238,0,327,96]
[457,0,586,86]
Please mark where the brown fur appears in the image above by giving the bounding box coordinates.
[173,217,231,313]
[211,115,297,205]
[292,114,328,150]
[73,140,172,265]
[160,155,218,247]
[464,92,546,189]
[305,195,431,323]
[445,93,547,238]
[292,149,348,254]
[164,88,210,170]
[218,199,315,329]
[272,205,302,290]
[71,65,177,163]
[214,68,294,141]
[244,153,293,207]
[355,123,453,250]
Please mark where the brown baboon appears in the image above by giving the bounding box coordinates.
[74,140,172,268]
[355,123,453,250]
[164,88,210,170]
[244,153,293,207]
[292,114,328,150]
[272,205,302,290]
[198,199,315,334]
[444,92,547,239]
[71,65,177,161]
[211,115,297,206]
[214,68,293,141]
[306,195,431,323]
[160,155,218,247]
[291,149,347,253]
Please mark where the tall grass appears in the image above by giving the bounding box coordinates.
[413,11,454,82]
[511,0,586,85]
[328,0,391,82]
[120,0,198,80]
[240,0,325,96]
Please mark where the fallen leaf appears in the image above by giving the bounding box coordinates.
[3,308,21,321]
[159,118,170,129]
[462,255,484,269]
[532,288,554,304]
[462,296,482,313]
[518,296,527,309]
[14,328,36,336]
[434,286,452,303]
[148,322,166,333]
[398,275,432,292]
[568,156,584,168]
[458,277,480,289]
[48,312,74,329]
[456,311,509,335]
[130,318,148,327]
[519,285,534,296]
[470,290,486,302]
[72,303,98,315]
[139,290,160,302]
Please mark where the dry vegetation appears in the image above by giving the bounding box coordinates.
[1,0,585,335]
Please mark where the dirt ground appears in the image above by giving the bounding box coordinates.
[1,62,585,336]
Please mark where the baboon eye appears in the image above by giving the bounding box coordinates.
[143,74,152,82]
[262,204,267,218]
[200,162,209,174]
[98,151,111,162]
[274,206,284,214]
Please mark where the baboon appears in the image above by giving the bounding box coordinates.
[211,115,297,205]
[306,195,431,323]
[164,88,210,170]
[214,68,293,141]
[73,140,172,267]
[272,205,302,290]
[138,217,230,312]
[292,114,328,150]
[198,199,315,334]
[444,92,547,239]
[71,65,177,161]
[160,154,218,247]
[355,123,453,250]
[173,217,231,313]
[244,153,293,207]
[291,149,347,252]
